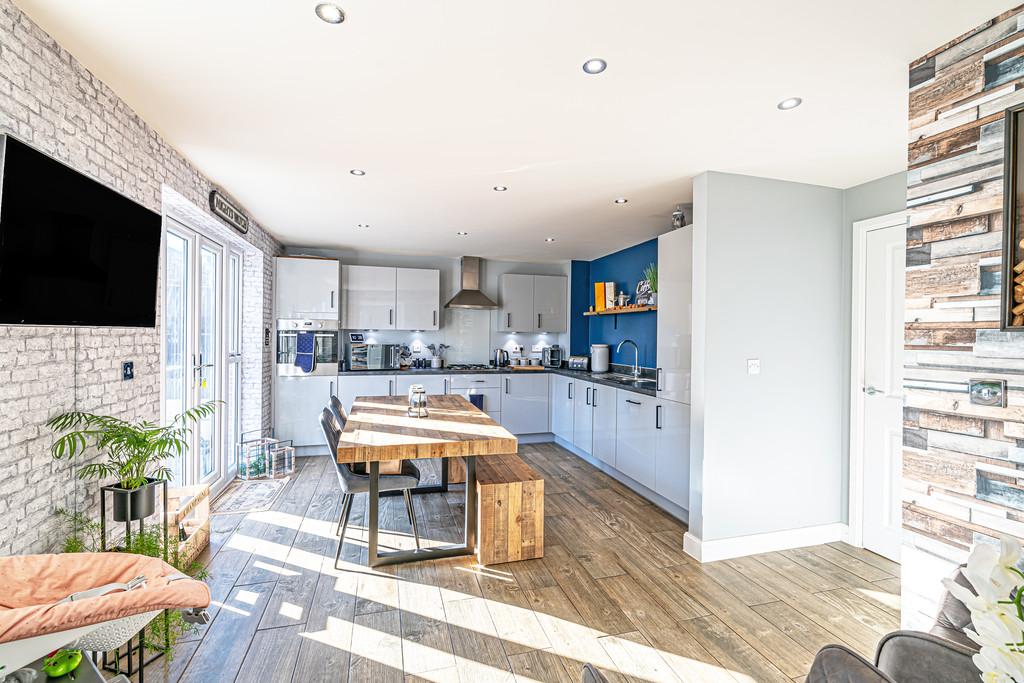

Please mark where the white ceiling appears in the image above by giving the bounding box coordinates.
[12,0,1018,261]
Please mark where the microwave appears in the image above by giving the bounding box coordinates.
[348,343,402,371]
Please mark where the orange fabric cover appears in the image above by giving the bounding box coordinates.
[0,553,210,644]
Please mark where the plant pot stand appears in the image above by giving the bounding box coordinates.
[97,479,170,679]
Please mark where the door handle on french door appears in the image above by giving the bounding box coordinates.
[863,385,883,396]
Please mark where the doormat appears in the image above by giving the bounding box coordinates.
[212,478,289,515]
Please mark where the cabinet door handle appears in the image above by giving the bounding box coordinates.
[433,310,437,326]
[473,379,486,383]
[506,312,512,328]
[505,378,510,394]
[592,388,598,407]
[389,379,394,396]
[626,399,641,406]
[444,378,449,394]
[656,404,663,429]
[537,313,542,329]
[656,367,663,391]
[330,381,334,397]
[331,290,335,309]
[586,386,591,406]
[568,382,573,400]
[389,308,394,325]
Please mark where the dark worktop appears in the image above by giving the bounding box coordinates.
[337,364,658,396]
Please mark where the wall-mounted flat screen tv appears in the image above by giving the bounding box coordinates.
[0,135,161,327]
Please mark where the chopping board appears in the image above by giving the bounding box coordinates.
[509,365,546,371]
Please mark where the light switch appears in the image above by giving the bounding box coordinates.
[411,340,423,353]
[747,358,760,375]
[532,343,544,353]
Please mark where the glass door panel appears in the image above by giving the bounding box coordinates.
[164,230,191,485]
[197,242,221,481]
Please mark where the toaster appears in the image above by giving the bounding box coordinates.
[567,355,590,371]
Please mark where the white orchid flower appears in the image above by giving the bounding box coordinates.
[969,610,1024,650]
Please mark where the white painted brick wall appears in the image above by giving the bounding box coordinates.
[0,0,282,555]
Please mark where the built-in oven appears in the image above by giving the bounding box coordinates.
[276,319,341,376]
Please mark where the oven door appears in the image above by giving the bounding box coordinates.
[277,326,340,376]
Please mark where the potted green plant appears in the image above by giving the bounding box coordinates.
[48,403,217,522]
[643,262,658,306]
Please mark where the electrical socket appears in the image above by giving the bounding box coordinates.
[747,358,760,375]
[122,361,135,381]
[532,343,544,353]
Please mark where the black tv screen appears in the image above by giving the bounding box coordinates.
[0,136,162,327]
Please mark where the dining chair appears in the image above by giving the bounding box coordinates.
[328,394,347,432]
[320,407,422,568]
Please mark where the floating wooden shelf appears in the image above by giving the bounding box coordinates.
[584,305,657,317]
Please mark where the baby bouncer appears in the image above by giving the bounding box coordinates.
[0,552,211,675]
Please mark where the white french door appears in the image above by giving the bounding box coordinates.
[163,218,236,490]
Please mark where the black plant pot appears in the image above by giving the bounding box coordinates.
[110,478,160,522]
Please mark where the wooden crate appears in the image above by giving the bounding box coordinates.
[167,484,210,567]
[476,454,544,565]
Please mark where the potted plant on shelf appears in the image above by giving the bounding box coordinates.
[642,262,658,306]
[48,403,218,522]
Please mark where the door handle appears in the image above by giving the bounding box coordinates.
[626,399,641,406]
[389,308,394,325]
[656,367,663,391]
[389,379,394,396]
[568,382,573,400]
[433,310,437,326]
[586,386,591,406]
[331,290,335,309]
[505,378,510,394]
[656,404,663,429]
[592,388,597,407]
[444,378,449,394]
[864,385,883,396]
[506,312,512,328]
[538,313,542,329]
[330,381,335,397]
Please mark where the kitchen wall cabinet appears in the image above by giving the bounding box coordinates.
[497,273,567,333]
[500,373,550,434]
[656,228,693,403]
[274,375,338,449]
[394,374,448,396]
[590,384,616,466]
[275,257,339,319]
[534,275,568,333]
[497,274,536,332]
[342,265,396,330]
[396,267,441,330]
[573,381,594,454]
[655,398,689,508]
[550,374,574,442]
[614,390,658,491]
[338,374,395,412]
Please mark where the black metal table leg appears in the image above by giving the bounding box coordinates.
[367,461,379,563]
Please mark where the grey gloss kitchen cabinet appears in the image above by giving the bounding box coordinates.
[497,274,567,333]
[550,374,574,442]
[499,373,550,435]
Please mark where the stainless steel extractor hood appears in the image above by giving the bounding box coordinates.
[445,256,498,309]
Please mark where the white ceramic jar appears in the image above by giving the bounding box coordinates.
[591,344,610,373]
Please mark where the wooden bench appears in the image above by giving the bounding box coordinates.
[475,454,544,565]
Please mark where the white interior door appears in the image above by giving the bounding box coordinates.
[163,218,227,489]
[853,214,906,562]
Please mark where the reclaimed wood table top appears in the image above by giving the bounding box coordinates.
[337,394,518,463]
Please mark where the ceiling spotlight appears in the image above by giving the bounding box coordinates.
[545,237,556,243]
[493,185,508,192]
[777,97,803,110]
[357,223,370,228]
[315,3,345,23]
[350,169,365,176]
[456,231,469,236]
[582,58,607,75]
[614,198,628,204]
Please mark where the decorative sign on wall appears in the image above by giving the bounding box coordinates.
[209,190,248,235]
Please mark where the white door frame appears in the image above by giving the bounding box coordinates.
[848,210,907,549]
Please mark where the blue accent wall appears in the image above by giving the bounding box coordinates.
[569,260,591,357]
[577,238,658,367]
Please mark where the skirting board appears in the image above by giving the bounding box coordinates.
[683,522,849,563]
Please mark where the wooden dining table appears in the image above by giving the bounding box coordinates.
[337,393,519,567]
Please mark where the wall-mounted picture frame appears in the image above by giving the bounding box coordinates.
[1002,103,1024,329]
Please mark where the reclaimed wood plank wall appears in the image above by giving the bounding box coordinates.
[906,5,1024,562]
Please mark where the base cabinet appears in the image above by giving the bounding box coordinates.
[500,373,550,435]
[338,375,394,412]
[573,381,594,453]
[550,374,574,442]
[591,385,616,466]
[654,399,689,508]
[274,375,338,449]
[395,374,449,396]
[614,390,658,490]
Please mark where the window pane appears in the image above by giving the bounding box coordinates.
[199,246,219,479]
[229,254,241,354]
[227,362,240,467]
[164,232,188,485]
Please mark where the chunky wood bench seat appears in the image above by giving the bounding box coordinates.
[475,454,544,565]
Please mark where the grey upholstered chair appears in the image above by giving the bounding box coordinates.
[328,394,347,432]
[320,407,422,568]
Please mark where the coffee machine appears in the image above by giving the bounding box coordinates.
[542,345,563,368]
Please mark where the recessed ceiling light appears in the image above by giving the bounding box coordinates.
[493,186,508,192]
[582,58,607,75]
[614,198,628,204]
[350,169,365,176]
[315,3,345,23]
[545,237,556,242]
[456,231,469,236]
[357,223,370,228]
[777,97,802,110]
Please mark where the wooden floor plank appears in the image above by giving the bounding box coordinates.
[443,595,515,682]
[539,544,636,636]
[350,608,405,683]
[807,544,897,582]
[234,624,303,683]
[507,648,575,683]
[681,615,793,683]
[827,542,901,578]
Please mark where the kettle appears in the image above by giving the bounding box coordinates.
[493,348,510,367]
